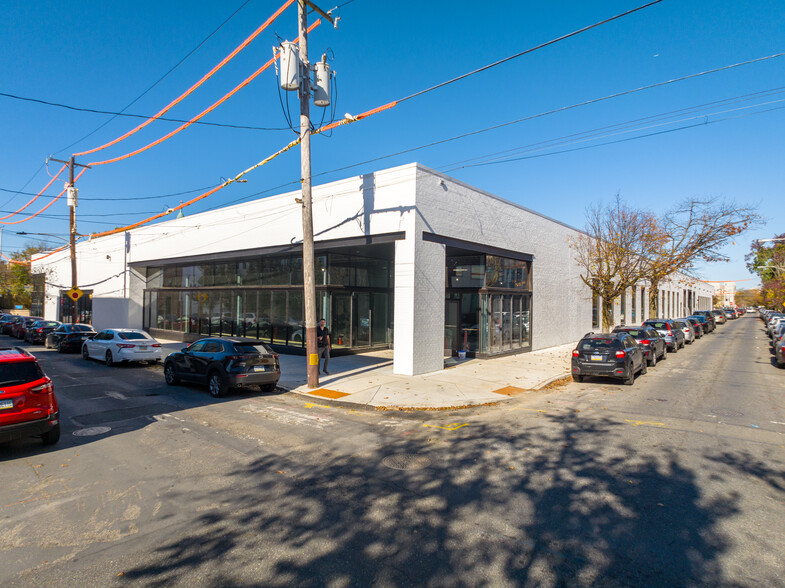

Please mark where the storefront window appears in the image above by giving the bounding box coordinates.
[447,256,484,288]
[213,262,237,287]
[485,256,530,289]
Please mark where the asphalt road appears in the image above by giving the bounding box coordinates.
[1,314,783,587]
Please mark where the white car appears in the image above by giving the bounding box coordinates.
[82,328,162,366]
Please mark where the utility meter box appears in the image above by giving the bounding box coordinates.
[313,60,331,107]
[279,41,300,91]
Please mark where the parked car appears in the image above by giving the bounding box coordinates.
[683,317,704,339]
[0,347,60,446]
[711,309,727,325]
[693,311,716,332]
[82,329,162,366]
[1,315,23,335]
[612,326,667,366]
[164,337,281,397]
[775,337,785,369]
[687,314,711,335]
[571,332,646,385]
[23,320,61,345]
[643,319,685,352]
[45,323,97,353]
[673,319,695,344]
[11,316,43,339]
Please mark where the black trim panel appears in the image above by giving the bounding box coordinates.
[422,232,533,261]
[130,232,406,268]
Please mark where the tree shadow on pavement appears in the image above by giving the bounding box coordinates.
[121,412,743,587]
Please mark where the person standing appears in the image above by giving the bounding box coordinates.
[317,318,331,374]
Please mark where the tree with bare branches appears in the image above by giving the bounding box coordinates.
[644,197,762,317]
[572,197,663,330]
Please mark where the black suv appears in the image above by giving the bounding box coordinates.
[164,338,281,398]
[571,332,646,385]
[692,311,716,331]
[611,326,667,367]
[45,323,96,353]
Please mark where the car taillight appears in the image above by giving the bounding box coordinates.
[37,328,44,332]
[117,343,135,349]
[31,380,54,394]
[640,339,650,345]
[615,350,626,358]
[152,343,161,347]
[572,349,579,357]
[666,326,673,334]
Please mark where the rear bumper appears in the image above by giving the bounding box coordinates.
[571,360,627,378]
[227,371,281,387]
[0,412,59,443]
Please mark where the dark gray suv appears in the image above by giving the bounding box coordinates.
[571,332,647,385]
[643,319,685,352]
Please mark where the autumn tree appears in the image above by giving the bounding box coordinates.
[735,288,764,308]
[644,197,761,317]
[0,243,47,309]
[572,197,663,330]
[746,233,785,310]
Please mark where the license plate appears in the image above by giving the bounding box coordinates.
[0,399,13,410]
[253,366,266,372]
[139,346,148,351]
[590,354,603,361]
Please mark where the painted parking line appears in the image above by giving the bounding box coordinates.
[423,422,468,431]
[624,419,666,427]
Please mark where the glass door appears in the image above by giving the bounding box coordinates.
[445,297,460,356]
[353,292,371,347]
[331,293,352,348]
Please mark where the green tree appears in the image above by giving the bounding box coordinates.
[746,233,785,310]
[0,243,47,309]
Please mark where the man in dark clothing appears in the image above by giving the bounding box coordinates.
[317,318,331,374]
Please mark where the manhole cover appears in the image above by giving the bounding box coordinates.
[73,426,112,437]
[381,454,431,470]
[710,408,744,418]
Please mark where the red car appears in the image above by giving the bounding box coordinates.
[11,316,43,339]
[0,347,60,445]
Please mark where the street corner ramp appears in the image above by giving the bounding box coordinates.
[492,386,528,396]
[308,388,350,400]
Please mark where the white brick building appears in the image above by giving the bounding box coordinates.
[32,163,713,376]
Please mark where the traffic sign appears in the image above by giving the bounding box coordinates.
[67,287,84,301]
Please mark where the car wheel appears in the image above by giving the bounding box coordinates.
[259,382,277,393]
[105,350,114,367]
[208,371,227,398]
[82,345,90,360]
[623,367,635,386]
[670,344,678,354]
[57,341,65,353]
[640,360,648,375]
[41,423,61,446]
[680,339,686,349]
[164,362,179,385]
[648,352,657,367]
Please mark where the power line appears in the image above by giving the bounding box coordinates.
[0,184,219,201]
[0,91,290,132]
[53,0,258,155]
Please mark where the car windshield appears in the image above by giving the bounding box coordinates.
[42,321,59,327]
[117,332,149,340]
[579,339,619,351]
[616,329,644,338]
[647,321,669,329]
[233,343,272,354]
[0,361,45,386]
[70,325,94,332]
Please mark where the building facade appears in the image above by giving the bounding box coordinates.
[32,163,712,376]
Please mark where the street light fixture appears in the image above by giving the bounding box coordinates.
[756,238,785,244]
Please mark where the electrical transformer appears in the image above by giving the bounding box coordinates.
[279,41,300,91]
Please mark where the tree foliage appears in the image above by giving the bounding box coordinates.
[644,197,761,316]
[746,233,785,310]
[0,243,47,309]
[734,288,764,308]
[572,196,662,330]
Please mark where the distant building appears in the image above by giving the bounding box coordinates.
[31,163,713,376]
[713,281,737,307]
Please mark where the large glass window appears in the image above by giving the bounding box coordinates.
[447,256,484,288]
[237,259,261,286]
[631,286,637,323]
[592,279,600,329]
[213,263,237,287]
[485,256,530,289]
[620,288,627,326]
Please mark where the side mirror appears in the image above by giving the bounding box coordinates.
[181,347,189,353]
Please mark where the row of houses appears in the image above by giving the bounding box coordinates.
[31,163,713,376]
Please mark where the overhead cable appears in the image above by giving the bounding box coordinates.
[0,167,87,226]
[87,20,321,167]
[73,0,296,158]
[0,163,66,221]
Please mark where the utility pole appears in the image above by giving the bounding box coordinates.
[295,0,334,388]
[49,156,89,324]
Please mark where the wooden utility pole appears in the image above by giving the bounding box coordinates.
[50,156,89,324]
[298,0,319,387]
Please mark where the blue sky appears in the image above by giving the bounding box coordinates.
[1,0,783,286]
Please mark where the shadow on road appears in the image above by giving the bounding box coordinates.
[120,412,743,586]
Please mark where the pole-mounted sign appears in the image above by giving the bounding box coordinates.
[66,286,83,301]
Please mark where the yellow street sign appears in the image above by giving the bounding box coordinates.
[66,287,84,301]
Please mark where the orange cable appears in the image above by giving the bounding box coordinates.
[73,0,296,158]
[4,243,71,265]
[1,168,87,226]
[0,163,67,221]
[88,20,321,167]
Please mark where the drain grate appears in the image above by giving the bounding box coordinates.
[710,408,744,417]
[73,426,112,437]
[381,454,431,470]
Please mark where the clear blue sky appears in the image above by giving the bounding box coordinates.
[1,0,783,286]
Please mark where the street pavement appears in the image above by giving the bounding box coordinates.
[1,313,784,586]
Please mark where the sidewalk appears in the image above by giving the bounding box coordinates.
[156,340,575,410]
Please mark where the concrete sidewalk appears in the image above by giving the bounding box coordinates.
[156,339,575,410]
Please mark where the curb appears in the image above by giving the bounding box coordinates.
[531,372,573,391]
